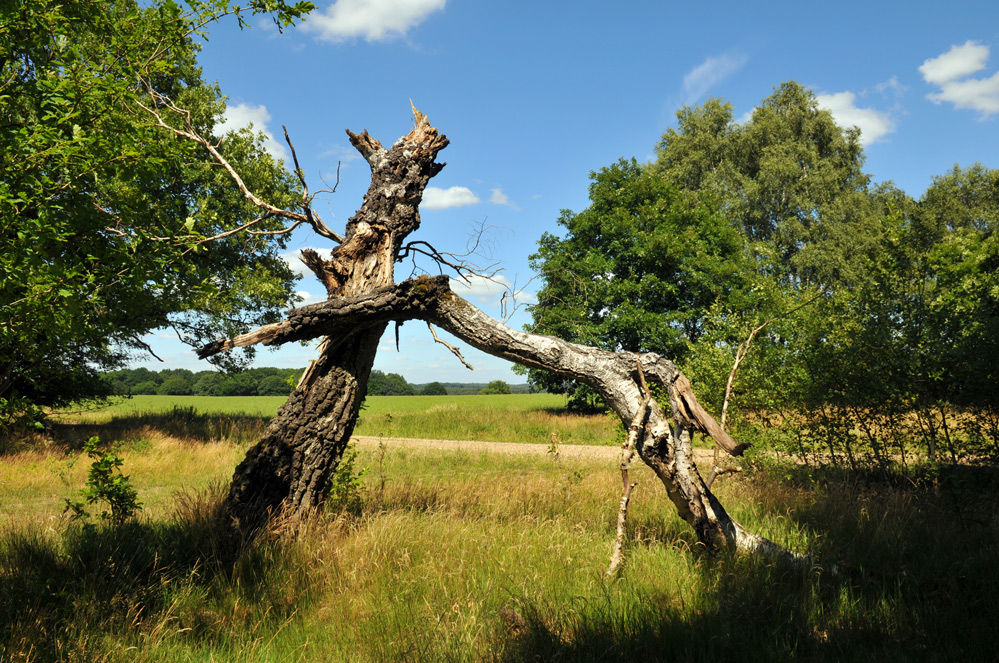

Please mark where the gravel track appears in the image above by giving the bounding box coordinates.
[352,435,719,467]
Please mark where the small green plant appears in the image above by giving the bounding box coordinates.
[328,443,367,517]
[64,436,142,527]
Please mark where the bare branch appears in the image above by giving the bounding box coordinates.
[137,88,344,244]
[427,322,474,370]
[607,390,651,576]
[282,125,344,243]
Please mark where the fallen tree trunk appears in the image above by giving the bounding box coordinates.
[203,274,794,557]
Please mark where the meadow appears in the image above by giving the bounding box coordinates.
[1,396,996,661]
[51,393,619,446]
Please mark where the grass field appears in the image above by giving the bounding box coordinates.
[51,393,621,446]
[2,397,997,661]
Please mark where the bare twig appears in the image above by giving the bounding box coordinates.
[709,292,824,486]
[136,88,344,244]
[606,361,653,577]
[427,322,473,370]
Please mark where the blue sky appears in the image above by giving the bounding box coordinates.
[135,0,999,383]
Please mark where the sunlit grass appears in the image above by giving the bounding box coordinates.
[4,403,997,661]
[52,393,620,446]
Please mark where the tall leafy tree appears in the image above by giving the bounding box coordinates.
[527,158,749,403]
[654,81,874,283]
[0,0,312,425]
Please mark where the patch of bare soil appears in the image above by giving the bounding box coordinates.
[352,435,719,468]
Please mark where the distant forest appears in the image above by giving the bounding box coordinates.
[103,368,532,397]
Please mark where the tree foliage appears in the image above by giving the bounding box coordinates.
[528,81,999,465]
[478,380,511,395]
[0,0,312,425]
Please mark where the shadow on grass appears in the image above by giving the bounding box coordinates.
[500,465,999,663]
[4,462,997,661]
[46,406,272,450]
[0,486,304,661]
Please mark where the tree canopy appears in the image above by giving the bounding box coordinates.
[0,0,313,426]
[528,82,999,465]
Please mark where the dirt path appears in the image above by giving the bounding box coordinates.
[352,435,719,467]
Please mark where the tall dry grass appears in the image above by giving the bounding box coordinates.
[3,432,999,661]
[2,402,998,661]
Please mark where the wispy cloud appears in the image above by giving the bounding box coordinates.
[281,248,332,278]
[450,274,535,307]
[682,52,748,105]
[489,187,520,211]
[302,0,446,43]
[423,186,480,210]
[920,41,999,117]
[217,103,289,161]
[294,290,325,306]
[816,91,896,145]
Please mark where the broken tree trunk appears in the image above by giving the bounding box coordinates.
[220,107,448,530]
[205,108,799,559]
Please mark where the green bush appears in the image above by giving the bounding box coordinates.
[64,437,142,527]
[479,380,512,395]
[157,377,192,395]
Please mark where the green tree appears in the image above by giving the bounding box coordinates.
[527,157,751,404]
[654,81,873,279]
[157,376,192,395]
[257,375,293,396]
[478,380,511,395]
[132,381,159,395]
[420,381,448,395]
[0,0,313,428]
[192,372,226,396]
[367,371,415,396]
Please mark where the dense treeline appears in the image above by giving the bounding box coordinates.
[105,367,303,397]
[103,368,529,398]
[530,82,998,470]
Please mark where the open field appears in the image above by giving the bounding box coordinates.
[48,393,620,447]
[3,399,998,661]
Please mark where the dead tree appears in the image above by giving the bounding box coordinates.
[198,107,795,558]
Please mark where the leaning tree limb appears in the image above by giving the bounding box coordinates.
[200,275,801,559]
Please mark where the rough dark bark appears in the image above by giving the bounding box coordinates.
[221,107,448,529]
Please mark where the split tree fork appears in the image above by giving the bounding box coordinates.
[193,105,796,560]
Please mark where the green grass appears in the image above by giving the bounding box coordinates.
[53,393,620,446]
[4,402,996,661]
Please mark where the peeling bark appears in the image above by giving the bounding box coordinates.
[206,275,797,558]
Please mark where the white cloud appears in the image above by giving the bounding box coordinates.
[294,290,325,306]
[423,186,480,210]
[875,75,906,98]
[489,187,520,211]
[816,91,896,145]
[281,248,332,278]
[919,41,989,85]
[317,144,362,163]
[920,41,999,116]
[682,52,748,104]
[450,274,535,307]
[302,0,446,43]
[217,103,289,162]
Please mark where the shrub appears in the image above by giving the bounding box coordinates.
[479,380,512,395]
[64,437,142,527]
[158,377,192,395]
[421,381,448,396]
